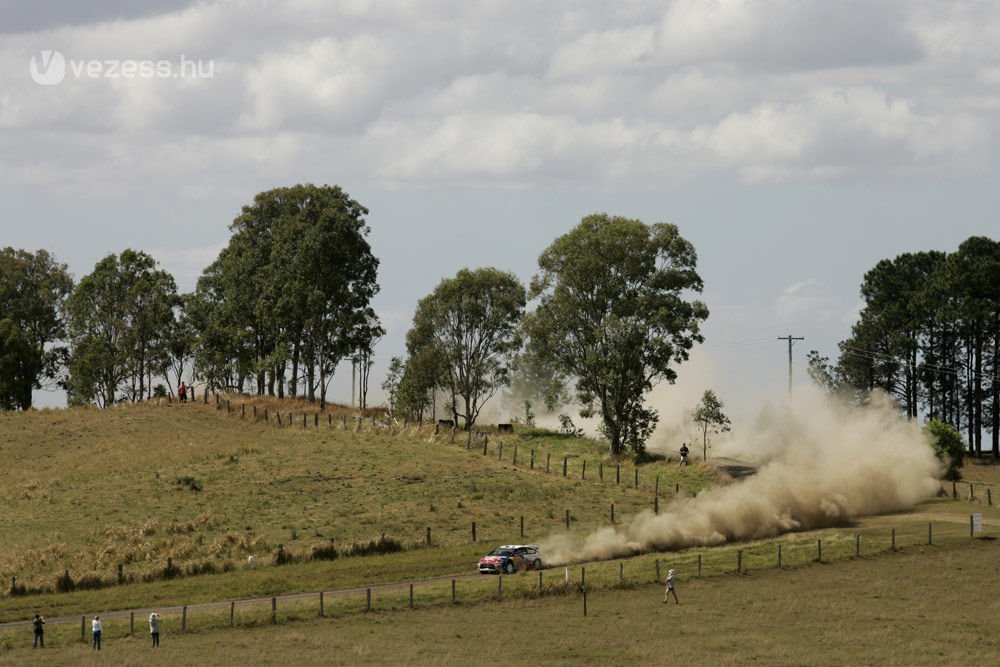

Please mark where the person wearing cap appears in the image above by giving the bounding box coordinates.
[663,568,679,604]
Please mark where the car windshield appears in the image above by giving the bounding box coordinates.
[488,548,514,556]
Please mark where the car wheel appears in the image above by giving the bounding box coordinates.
[533,559,542,570]
[504,562,515,574]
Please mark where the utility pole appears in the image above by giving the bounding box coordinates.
[777,335,804,398]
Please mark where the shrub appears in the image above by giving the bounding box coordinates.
[346,534,404,558]
[925,419,964,481]
[54,570,74,593]
[175,476,203,492]
[311,540,340,561]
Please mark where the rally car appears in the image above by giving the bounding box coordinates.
[477,544,543,574]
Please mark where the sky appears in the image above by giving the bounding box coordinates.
[2,0,998,437]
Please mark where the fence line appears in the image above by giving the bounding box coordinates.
[3,518,992,641]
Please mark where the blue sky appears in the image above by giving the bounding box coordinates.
[2,1,998,433]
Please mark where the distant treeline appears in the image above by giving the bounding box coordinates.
[0,184,382,410]
[808,236,1000,456]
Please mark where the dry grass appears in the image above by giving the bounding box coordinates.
[0,399,714,602]
[2,537,997,665]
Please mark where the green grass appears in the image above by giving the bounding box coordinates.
[2,533,997,664]
[3,398,999,664]
[0,398,712,616]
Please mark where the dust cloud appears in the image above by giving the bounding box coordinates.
[543,387,943,566]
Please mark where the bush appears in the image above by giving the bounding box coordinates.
[925,419,964,481]
[346,534,404,558]
[54,570,75,593]
[174,476,203,492]
[311,540,340,561]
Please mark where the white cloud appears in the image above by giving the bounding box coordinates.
[0,0,998,193]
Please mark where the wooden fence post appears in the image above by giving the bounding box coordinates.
[497,576,502,599]
[472,521,477,542]
[130,611,134,635]
[271,597,276,623]
[566,509,570,530]
[928,522,933,545]
[241,403,245,418]
[452,579,456,603]
[183,605,188,631]
[952,480,957,499]
[817,539,822,562]
[563,456,568,477]
[582,460,586,479]
[482,439,487,455]
[513,445,518,465]
[737,548,743,573]
[366,588,371,612]
[426,527,432,545]
[538,570,543,594]
[697,554,702,578]
[320,591,325,617]
[891,529,896,551]
[610,503,615,524]
[654,495,659,514]
[634,468,638,489]
[81,616,85,643]
[410,583,414,608]
[581,566,586,589]
[230,600,235,627]
[265,408,269,422]
[117,563,123,584]
[856,534,861,557]
[655,475,659,496]
[777,544,782,568]
[530,450,534,469]
[520,515,524,538]
[989,488,993,506]
[499,441,503,460]
[619,562,624,587]
[546,453,551,473]
[599,462,603,481]
[970,483,975,500]
[655,559,661,582]
[616,464,620,485]
[583,587,588,616]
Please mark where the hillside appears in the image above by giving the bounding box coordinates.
[0,398,715,611]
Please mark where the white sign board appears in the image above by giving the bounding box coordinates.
[972,513,983,533]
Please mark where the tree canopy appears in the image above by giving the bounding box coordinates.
[406,267,525,430]
[527,214,708,456]
[809,236,1000,457]
[0,248,72,409]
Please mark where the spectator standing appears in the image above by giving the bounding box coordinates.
[178,382,187,403]
[32,613,44,648]
[149,611,161,648]
[92,615,102,650]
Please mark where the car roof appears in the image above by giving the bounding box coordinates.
[498,544,540,550]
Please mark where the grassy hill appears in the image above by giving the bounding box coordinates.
[3,398,999,663]
[0,397,714,618]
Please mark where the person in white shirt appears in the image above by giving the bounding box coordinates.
[92,615,103,650]
[663,569,679,604]
[149,612,161,648]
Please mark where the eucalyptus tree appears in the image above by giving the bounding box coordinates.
[692,389,731,461]
[196,184,380,401]
[527,214,708,457]
[65,250,177,406]
[0,248,72,409]
[406,268,526,430]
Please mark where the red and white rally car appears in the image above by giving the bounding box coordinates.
[477,544,544,574]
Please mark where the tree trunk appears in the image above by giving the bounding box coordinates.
[974,327,983,456]
[993,320,999,458]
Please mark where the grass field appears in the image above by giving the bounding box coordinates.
[2,535,997,665]
[2,398,998,664]
[0,398,713,612]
